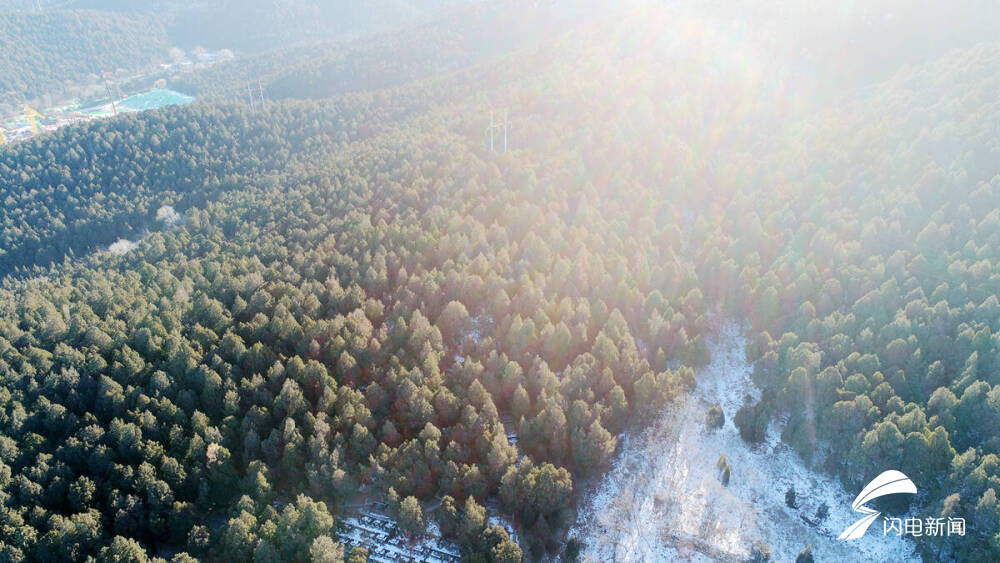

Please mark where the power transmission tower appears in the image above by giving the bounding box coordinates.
[486,110,511,153]
[104,80,118,116]
[487,112,495,152]
[258,80,265,107]
[247,83,255,112]
[503,109,509,153]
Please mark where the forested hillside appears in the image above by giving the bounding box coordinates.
[32,0,467,52]
[164,0,468,53]
[1,2,1000,562]
[0,0,595,277]
[0,97,430,275]
[0,10,169,102]
[737,40,1000,560]
[0,1,467,106]
[170,1,588,103]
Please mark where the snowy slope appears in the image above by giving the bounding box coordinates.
[571,323,920,562]
[337,512,461,563]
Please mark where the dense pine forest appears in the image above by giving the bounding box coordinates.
[169,2,583,103]
[0,1,466,108]
[2,1,1000,561]
[161,0,467,54]
[0,10,169,102]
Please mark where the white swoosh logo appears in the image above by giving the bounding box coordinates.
[838,470,917,540]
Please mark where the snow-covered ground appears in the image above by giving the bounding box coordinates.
[571,323,920,562]
[107,238,140,255]
[156,205,183,227]
[102,206,184,257]
[337,511,461,563]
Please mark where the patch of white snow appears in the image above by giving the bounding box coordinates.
[156,205,183,227]
[337,510,461,563]
[570,322,920,562]
[107,238,139,255]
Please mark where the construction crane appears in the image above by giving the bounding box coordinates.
[24,106,43,134]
